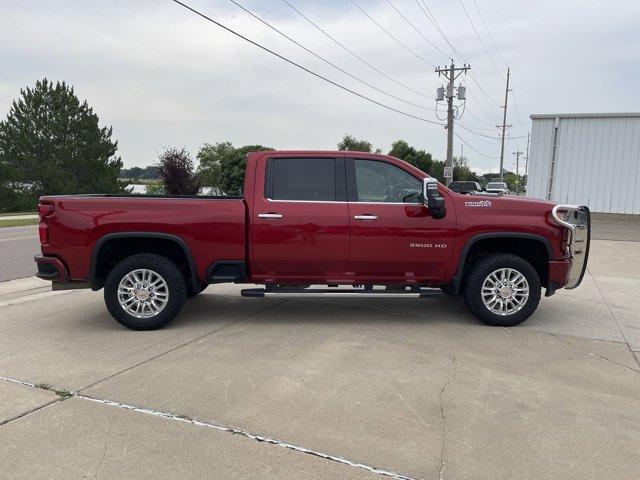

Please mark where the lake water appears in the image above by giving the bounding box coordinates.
[126,184,219,195]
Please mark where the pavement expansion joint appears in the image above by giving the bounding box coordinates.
[588,269,640,370]
[436,329,467,480]
[0,376,66,427]
[0,374,418,480]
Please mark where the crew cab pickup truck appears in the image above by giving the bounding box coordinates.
[35,151,590,330]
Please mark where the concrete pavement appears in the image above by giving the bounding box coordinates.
[1,395,379,480]
[590,218,639,242]
[1,238,639,479]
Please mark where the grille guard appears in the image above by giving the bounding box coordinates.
[551,205,591,289]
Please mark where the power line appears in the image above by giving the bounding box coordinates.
[228,0,436,111]
[469,0,530,130]
[468,71,502,110]
[413,0,503,119]
[384,0,448,58]
[471,0,508,67]
[454,132,497,160]
[457,122,502,140]
[281,0,433,100]
[348,0,437,68]
[415,0,468,64]
[406,2,508,138]
[169,0,445,126]
[436,62,471,185]
[507,78,530,128]
[464,107,498,128]
[457,0,503,79]
[466,86,501,123]
[172,0,509,165]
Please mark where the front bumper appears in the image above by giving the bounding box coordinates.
[34,254,69,282]
[551,205,591,289]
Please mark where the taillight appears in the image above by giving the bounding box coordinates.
[37,203,54,245]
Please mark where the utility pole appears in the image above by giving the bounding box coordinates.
[436,61,470,185]
[524,131,530,192]
[513,150,524,194]
[498,67,511,182]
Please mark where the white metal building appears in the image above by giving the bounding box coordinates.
[527,113,640,214]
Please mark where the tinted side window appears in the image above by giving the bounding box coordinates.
[269,158,336,201]
[354,160,422,203]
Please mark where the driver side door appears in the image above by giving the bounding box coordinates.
[346,157,456,282]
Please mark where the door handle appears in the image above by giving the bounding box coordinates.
[354,214,379,221]
[258,213,283,219]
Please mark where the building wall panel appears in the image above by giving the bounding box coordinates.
[527,114,640,214]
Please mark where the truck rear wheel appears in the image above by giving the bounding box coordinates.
[462,253,541,326]
[104,253,187,330]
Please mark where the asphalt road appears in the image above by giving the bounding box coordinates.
[0,225,40,282]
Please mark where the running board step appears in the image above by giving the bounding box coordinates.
[241,287,442,298]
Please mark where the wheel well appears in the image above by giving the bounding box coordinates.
[91,236,196,290]
[461,237,550,288]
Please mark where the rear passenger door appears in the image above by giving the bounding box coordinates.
[251,155,350,280]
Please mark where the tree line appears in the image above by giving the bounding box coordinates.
[0,79,522,212]
[143,135,522,196]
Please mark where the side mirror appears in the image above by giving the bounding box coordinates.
[423,178,446,219]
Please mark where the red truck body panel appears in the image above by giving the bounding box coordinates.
[39,196,246,282]
[37,150,572,291]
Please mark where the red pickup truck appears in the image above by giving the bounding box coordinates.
[35,151,590,330]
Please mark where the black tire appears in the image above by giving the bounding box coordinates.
[104,253,187,330]
[462,253,541,327]
[187,282,207,297]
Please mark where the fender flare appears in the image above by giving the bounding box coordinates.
[89,232,199,291]
[449,232,553,294]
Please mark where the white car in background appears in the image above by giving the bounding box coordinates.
[485,181,510,195]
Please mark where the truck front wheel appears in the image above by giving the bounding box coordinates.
[104,253,187,330]
[462,253,541,326]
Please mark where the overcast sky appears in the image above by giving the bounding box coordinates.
[1,0,639,174]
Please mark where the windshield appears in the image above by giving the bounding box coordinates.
[487,182,507,189]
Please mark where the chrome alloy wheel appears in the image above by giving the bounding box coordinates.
[481,268,529,316]
[117,269,169,318]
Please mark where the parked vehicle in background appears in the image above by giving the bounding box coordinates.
[486,182,510,195]
[35,151,590,330]
[448,181,483,195]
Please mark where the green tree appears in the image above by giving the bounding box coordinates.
[502,170,524,192]
[452,156,480,182]
[0,78,124,211]
[157,147,200,195]
[481,172,500,184]
[143,166,159,179]
[197,142,273,195]
[144,182,165,195]
[196,142,224,191]
[120,166,144,181]
[337,134,373,152]
[388,140,435,174]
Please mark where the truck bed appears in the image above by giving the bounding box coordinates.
[39,194,246,282]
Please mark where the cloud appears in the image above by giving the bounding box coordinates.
[1,0,638,170]
[471,166,500,176]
